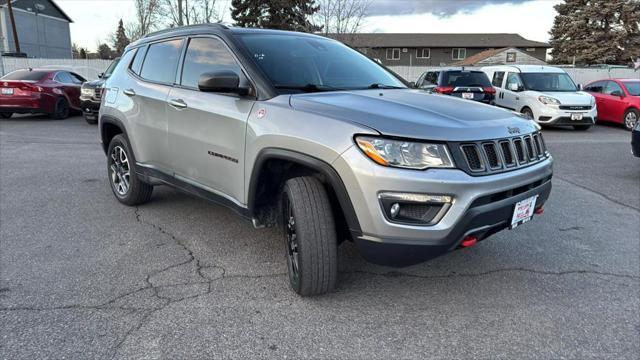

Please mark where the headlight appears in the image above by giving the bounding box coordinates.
[590,96,596,107]
[538,95,561,106]
[81,88,94,96]
[355,136,454,169]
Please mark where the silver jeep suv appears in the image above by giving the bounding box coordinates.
[100,24,553,296]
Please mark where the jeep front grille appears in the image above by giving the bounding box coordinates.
[456,132,548,175]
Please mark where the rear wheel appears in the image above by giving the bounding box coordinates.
[0,113,12,119]
[50,97,69,120]
[281,176,337,296]
[107,134,153,205]
[573,125,592,131]
[521,107,534,120]
[623,109,638,131]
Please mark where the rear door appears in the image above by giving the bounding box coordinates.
[126,38,184,172]
[491,70,506,106]
[54,71,83,109]
[584,80,607,120]
[166,36,255,204]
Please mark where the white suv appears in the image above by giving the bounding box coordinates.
[482,65,596,130]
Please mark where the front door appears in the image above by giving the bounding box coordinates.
[502,72,524,112]
[167,36,255,205]
[601,81,627,123]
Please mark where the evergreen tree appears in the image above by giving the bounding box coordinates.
[113,19,130,56]
[97,43,115,59]
[231,0,321,32]
[549,0,640,65]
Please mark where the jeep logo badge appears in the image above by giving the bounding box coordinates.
[508,127,521,134]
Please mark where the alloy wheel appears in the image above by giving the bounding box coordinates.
[625,111,637,130]
[109,145,130,196]
[282,195,300,284]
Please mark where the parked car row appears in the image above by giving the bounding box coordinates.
[414,65,639,131]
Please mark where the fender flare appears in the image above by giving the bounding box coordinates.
[248,148,362,237]
[99,114,130,154]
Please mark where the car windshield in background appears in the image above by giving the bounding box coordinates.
[103,58,121,78]
[442,71,491,87]
[1,70,49,81]
[236,34,406,93]
[622,81,640,96]
[520,72,577,92]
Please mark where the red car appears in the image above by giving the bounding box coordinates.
[584,78,640,130]
[0,68,86,120]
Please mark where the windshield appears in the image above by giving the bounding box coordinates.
[103,58,121,78]
[1,70,48,81]
[442,71,491,87]
[520,72,577,92]
[622,81,640,96]
[236,34,406,93]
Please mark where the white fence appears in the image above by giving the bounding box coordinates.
[0,58,112,80]
[388,65,640,85]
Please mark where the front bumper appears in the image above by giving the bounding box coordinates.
[333,146,554,266]
[80,98,101,117]
[535,105,597,126]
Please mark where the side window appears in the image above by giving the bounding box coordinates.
[585,81,605,93]
[505,72,523,90]
[603,81,623,95]
[129,47,145,75]
[54,72,74,84]
[425,71,438,85]
[416,73,426,87]
[492,71,505,87]
[140,39,183,83]
[69,72,86,84]
[180,37,243,89]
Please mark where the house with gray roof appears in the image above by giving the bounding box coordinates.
[0,0,73,58]
[329,33,550,67]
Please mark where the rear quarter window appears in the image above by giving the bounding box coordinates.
[1,70,49,81]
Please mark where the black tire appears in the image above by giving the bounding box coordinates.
[84,114,98,125]
[0,112,12,119]
[50,97,70,120]
[107,134,153,205]
[281,176,337,296]
[521,107,534,120]
[573,125,592,131]
[623,109,638,131]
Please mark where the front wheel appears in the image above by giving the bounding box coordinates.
[107,134,153,205]
[281,176,337,296]
[623,109,638,131]
[0,113,12,119]
[573,125,592,131]
[521,107,534,120]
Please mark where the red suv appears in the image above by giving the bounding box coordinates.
[584,79,640,130]
[0,68,86,120]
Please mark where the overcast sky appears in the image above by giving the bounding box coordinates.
[56,0,561,51]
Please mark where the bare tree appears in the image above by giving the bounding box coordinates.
[316,0,370,40]
[126,0,162,41]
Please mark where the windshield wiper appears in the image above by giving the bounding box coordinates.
[273,84,343,93]
[366,83,405,89]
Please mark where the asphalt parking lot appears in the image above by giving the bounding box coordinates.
[1,115,638,359]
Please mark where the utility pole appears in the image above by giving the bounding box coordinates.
[6,0,21,53]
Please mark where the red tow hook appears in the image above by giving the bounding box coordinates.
[461,236,478,248]
[534,207,544,215]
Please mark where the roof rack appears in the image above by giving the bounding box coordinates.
[143,23,228,39]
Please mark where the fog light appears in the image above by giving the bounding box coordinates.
[390,203,400,218]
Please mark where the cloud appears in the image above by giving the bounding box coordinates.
[366,0,535,17]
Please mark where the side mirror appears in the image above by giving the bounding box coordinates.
[98,72,104,79]
[408,81,416,88]
[610,90,624,97]
[577,84,583,90]
[198,70,246,94]
[509,83,521,92]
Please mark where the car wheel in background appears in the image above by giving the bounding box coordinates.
[50,97,70,120]
[281,176,337,296]
[0,113,12,119]
[107,134,153,205]
[573,125,592,131]
[623,109,638,131]
[84,114,98,125]
[521,107,534,120]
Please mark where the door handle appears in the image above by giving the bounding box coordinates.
[123,88,136,96]
[168,98,187,109]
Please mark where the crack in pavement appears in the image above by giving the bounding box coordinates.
[554,176,640,212]
[2,205,638,358]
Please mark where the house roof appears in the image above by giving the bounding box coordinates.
[454,47,510,66]
[0,0,73,22]
[328,33,549,48]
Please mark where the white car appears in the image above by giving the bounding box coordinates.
[481,65,596,130]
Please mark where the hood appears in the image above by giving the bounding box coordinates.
[290,89,537,141]
[537,91,593,105]
[82,78,105,88]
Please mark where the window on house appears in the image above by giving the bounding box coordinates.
[416,48,430,59]
[386,48,401,60]
[452,48,466,60]
[506,52,517,62]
